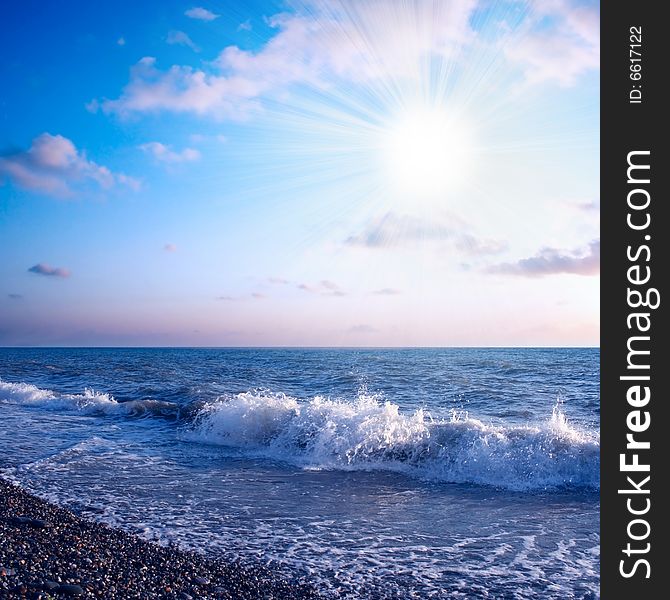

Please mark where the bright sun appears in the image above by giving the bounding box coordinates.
[380,107,476,201]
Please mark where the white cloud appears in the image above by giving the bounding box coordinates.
[506,0,599,86]
[116,173,142,191]
[216,292,267,301]
[454,234,509,256]
[372,288,401,296]
[84,98,100,113]
[167,30,200,53]
[139,142,201,163]
[297,280,346,297]
[185,7,219,21]
[566,198,599,213]
[487,239,599,277]
[101,1,479,119]
[101,56,260,119]
[99,0,597,122]
[0,133,139,198]
[346,212,507,256]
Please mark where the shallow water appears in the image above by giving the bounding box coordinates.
[0,348,599,598]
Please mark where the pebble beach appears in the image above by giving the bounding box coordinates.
[0,478,319,599]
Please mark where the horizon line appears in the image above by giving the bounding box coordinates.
[0,345,600,350]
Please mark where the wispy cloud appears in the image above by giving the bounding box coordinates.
[28,263,71,278]
[238,20,252,32]
[566,198,599,213]
[117,37,126,46]
[506,0,599,87]
[346,212,507,256]
[117,173,141,190]
[0,133,139,197]
[454,234,509,256]
[185,7,219,21]
[7,293,23,300]
[217,292,267,301]
[100,2,478,119]
[140,142,200,163]
[167,30,200,53]
[486,239,599,277]
[372,288,401,296]
[268,276,345,297]
[164,243,177,252]
[297,280,346,297]
[99,1,597,121]
[346,212,457,248]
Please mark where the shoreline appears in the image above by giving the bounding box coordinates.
[0,478,319,599]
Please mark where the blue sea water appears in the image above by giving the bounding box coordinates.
[0,348,599,598]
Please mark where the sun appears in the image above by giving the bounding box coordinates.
[380,106,477,202]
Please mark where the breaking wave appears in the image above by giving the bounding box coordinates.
[187,391,599,491]
[0,379,599,491]
[0,378,182,419]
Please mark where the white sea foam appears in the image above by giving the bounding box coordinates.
[0,378,57,404]
[186,391,600,491]
[0,378,120,414]
[0,378,183,418]
[1,378,599,490]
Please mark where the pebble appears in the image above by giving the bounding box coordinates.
[0,477,321,599]
[57,583,85,596]
[42,580,60,590]
[9,515,48,528]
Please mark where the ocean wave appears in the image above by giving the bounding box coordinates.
[186,391,600,491]
[0,378,599,491]
[0,378,181,418]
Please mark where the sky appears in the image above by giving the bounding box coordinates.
[0,0,600,347]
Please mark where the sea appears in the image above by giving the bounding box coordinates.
[0,347,600,599]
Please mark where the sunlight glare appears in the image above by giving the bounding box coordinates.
[380,107,476,201]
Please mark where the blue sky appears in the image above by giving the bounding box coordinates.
[0,0,599,346]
